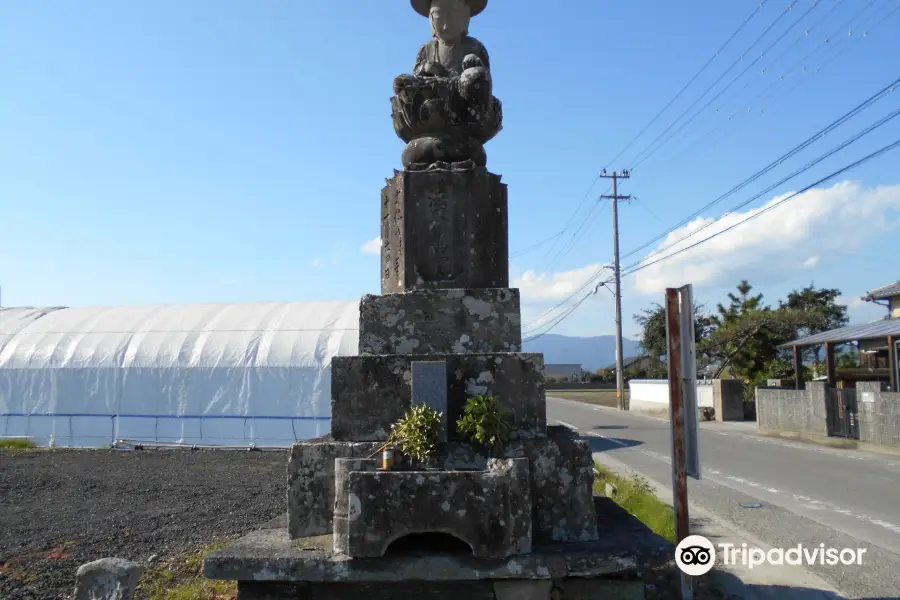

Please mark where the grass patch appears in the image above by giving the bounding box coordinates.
[137,539,236,600]
[0,438,37,449]
[594,463,676,543]
[550,390,626,407]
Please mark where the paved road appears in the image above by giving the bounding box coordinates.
[547,396,900,599]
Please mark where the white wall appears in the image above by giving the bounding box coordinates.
[628,379,714,408]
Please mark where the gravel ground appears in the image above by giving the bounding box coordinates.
[0,448,287,600]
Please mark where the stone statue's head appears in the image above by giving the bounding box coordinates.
[429,0,471,41]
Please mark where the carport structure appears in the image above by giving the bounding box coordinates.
[779,320,900,392]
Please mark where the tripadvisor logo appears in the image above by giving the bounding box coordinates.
[676,535,868,574]
[676,535,716,576]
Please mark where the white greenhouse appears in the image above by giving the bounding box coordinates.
[0,301,360,448]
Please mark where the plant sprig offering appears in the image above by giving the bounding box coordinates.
[456,394,511,457]
[386,404,444,464]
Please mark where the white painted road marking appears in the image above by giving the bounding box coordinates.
[548,396,900,468]
[554,410,900,539]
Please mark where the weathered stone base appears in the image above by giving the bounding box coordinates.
[287,441,380,539]
[331,352,546,441]
[334,458,532,559]
[206,498,665,599]
[235,577,644,599]
[288,427,597,543]
[358,288,522,355]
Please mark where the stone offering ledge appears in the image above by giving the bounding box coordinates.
[204,499,672,585]
[288,427,598,544]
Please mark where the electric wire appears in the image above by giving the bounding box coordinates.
[629,0,823,171]
[521,267,612,330]
[617,74,900,264]
[601,0,771,170]
[621,137,900,278]
[621,0,800,170]
[518,1,771,261]
[653,0,858,167]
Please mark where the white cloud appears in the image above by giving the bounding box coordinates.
[513,263,612,303]
[836,294,866,310]
[801,256,820,269]
[310,257,324,268]
[633,181,900,294]
[361,237,382,255]
[837,294,889,323]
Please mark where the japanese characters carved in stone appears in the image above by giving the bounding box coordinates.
[392,0,503,170]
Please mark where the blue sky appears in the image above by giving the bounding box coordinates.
[2,0,899,339]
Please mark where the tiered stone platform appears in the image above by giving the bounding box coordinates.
[203,2,673,598]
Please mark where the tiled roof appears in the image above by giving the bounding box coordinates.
[863,281,900,300]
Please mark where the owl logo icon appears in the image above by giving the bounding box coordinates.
[675,535,716,575]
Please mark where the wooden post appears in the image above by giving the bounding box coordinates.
[665,288,693,600]
[793,345,804,390]
[825,343,836,388]
[888,336,897,392]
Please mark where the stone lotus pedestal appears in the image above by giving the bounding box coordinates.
[203,2,671,598]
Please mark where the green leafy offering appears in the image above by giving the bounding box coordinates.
[456,394,511,456]
[388,404,443,464]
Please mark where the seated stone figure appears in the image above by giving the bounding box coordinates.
[392,0,503,170]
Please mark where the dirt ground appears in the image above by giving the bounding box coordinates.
[1,447,723,600]
[0,448,286,600]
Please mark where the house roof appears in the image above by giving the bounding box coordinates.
[863,280,900,301]
[779,318,900,347]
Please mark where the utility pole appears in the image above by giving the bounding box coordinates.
[600,170,631,411]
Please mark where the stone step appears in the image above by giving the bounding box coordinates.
[359,288,521,355]
[331,352,546,442]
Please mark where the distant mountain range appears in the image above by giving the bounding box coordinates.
[523,334,643,372]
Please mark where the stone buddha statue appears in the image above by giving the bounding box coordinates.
[392,0,503,170]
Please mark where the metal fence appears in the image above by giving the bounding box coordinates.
[0,412,330,448]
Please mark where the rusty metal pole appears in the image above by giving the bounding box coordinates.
[666,287,693,600]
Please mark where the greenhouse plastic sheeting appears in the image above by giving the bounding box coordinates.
[0,302,360,447]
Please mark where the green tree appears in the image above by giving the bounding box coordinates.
[633,302,716,367]
[835,347,860,369]
[706,281,800,381]
[593,367,616,383]
[778,283,849,368]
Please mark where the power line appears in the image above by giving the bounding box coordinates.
[535,181,608,268]
[527,1,771,265]
[621,137,900,278]
[602,0,771,170]
[667,0,896,166]
[545,198,609,266]
[622,0,800,170]
[617,74,900,263]
[522,267,611,330]
[523,278,614,341]
[622,102,900,273]
[510,232,564,258]
[730,0,885,124]
[629,0,822,171]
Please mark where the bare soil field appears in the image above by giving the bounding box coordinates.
[545,389,627,407]
[0,448,286,600]
[0,446,724,600]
